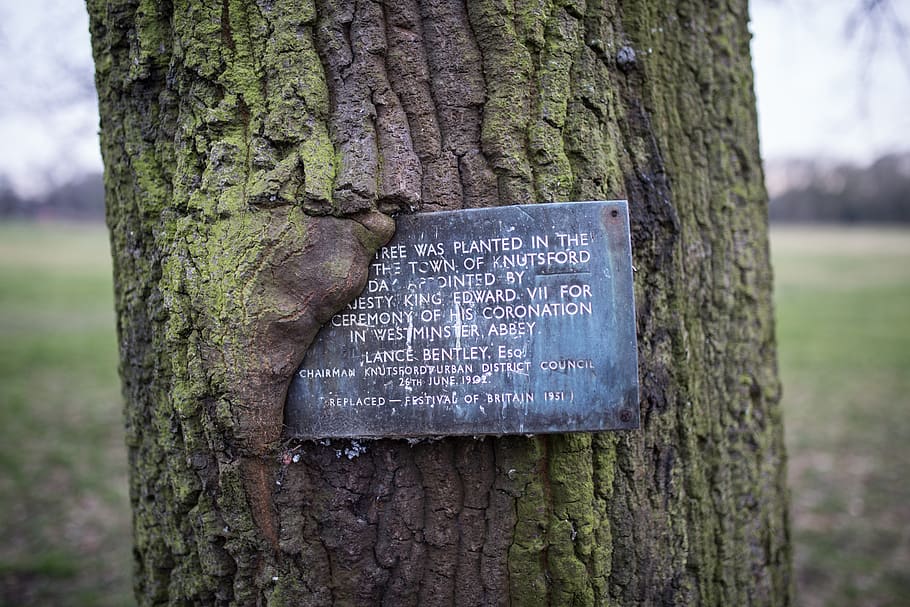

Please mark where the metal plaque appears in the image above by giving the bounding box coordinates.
[286,200,639,438]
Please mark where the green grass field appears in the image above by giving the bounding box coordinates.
[771,227,910,606]
[0,223,132,606]
[0,222,907,605]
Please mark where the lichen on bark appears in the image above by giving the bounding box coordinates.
[88,0,790,604]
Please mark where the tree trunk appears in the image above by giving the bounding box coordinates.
[87,0,790,605]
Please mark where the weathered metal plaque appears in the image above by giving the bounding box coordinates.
[286,200,639,438]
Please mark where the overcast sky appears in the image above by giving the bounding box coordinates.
[751,0,910,162]
[0,1,98,196]
[0,1,908,196]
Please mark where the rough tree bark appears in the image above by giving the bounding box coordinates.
[87,0,790,605]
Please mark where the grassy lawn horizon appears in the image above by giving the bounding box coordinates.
[0,220,907,605]
[771,225,910,606]
[0,222,132,606]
